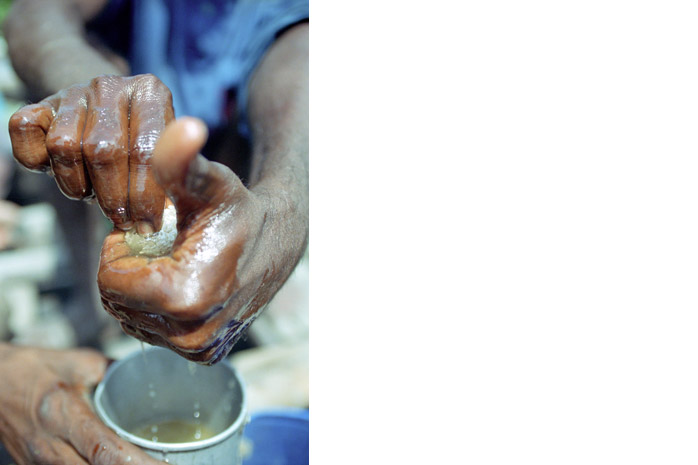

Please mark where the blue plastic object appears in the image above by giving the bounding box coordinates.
[242,409,309,465]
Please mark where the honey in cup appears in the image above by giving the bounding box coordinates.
[94,347,247,464]
[131,419,217,443]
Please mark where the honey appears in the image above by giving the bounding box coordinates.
[131,419,216,443]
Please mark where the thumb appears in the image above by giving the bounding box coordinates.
[55,348,108,388]
[153,117,244,222]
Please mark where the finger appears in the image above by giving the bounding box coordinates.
[22,435,88,465]
[66,349,108,388]
[107,298,225,351]
[49,440,90,465]
[128,76,174,234]
[99,227,131,264]
[98,227,168,305]
[82,76,132,229]
[52,348,108,388]
[98,254,205,319]
[99,199,175,264]
[67,395,166,465]
[120,308,251,365]
[46,391,165,465]
[8,101,55,172]
[118,321,216,363]
[153,117,246,226]
[46,87,93,199]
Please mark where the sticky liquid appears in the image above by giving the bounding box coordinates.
[131,419,216,443]
[125,204,177,257]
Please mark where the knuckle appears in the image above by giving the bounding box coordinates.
[8,110,28,132]
[8,105,47,133]
[62,82,89,95]
[37,387,64,426]
[91,74,119,89]
[158,81,173,100]
[140,73,161,85]
[83,138,126,164]
[90,76,108,91]
[91,75,129,100]
[131,133,158,160]
[46,134,80,159]
[146,73,171,95]
[27,438,54,464]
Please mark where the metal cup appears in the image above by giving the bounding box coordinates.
[94,346,247,464]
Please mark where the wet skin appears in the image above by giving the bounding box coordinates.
[9,74,172,234]
[2,1,307,463]
[97,117,302,364]
[0,343,166,465]
[7,22,308,365]
[9,76,307,364]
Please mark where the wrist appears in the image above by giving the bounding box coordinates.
[247,143,308,260]
[251,183,308,255]
[253,167,308,220]
[249,139,308,197]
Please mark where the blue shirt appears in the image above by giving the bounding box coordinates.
[91,0,308,136]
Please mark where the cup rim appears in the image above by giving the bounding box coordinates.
[94,346,248,452]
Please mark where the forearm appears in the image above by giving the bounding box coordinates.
[3,0,125,98]
[246,22,309,229]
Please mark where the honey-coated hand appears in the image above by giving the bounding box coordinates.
[9,65,307,364]
[9,74,172,234]
[98,117,304,364]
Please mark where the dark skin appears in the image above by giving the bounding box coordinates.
[6,0,308,361]
[2,0,308,462]
[9,74,173,233]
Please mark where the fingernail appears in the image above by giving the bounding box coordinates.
[136,221,155,235]
[118,220,134,231]
[105,206,132,230]
[150,213,164,233]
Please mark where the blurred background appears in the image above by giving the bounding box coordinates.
[0,0,308,417]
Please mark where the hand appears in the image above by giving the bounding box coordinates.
[98,118,307,364]
[0,344,165,465]
[8,74,174,233]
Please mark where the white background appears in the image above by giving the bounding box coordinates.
[312,1,698,463]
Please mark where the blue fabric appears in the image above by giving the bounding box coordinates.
[93,0,308,136]
[242,409,309,465]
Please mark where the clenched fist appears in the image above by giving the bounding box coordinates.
[9,75,307,364]
[9,74,173,233]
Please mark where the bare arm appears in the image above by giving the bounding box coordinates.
[247,21,309,249]
[95,23,310,363]
[3,0,127,98]
[7,17,310,364]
